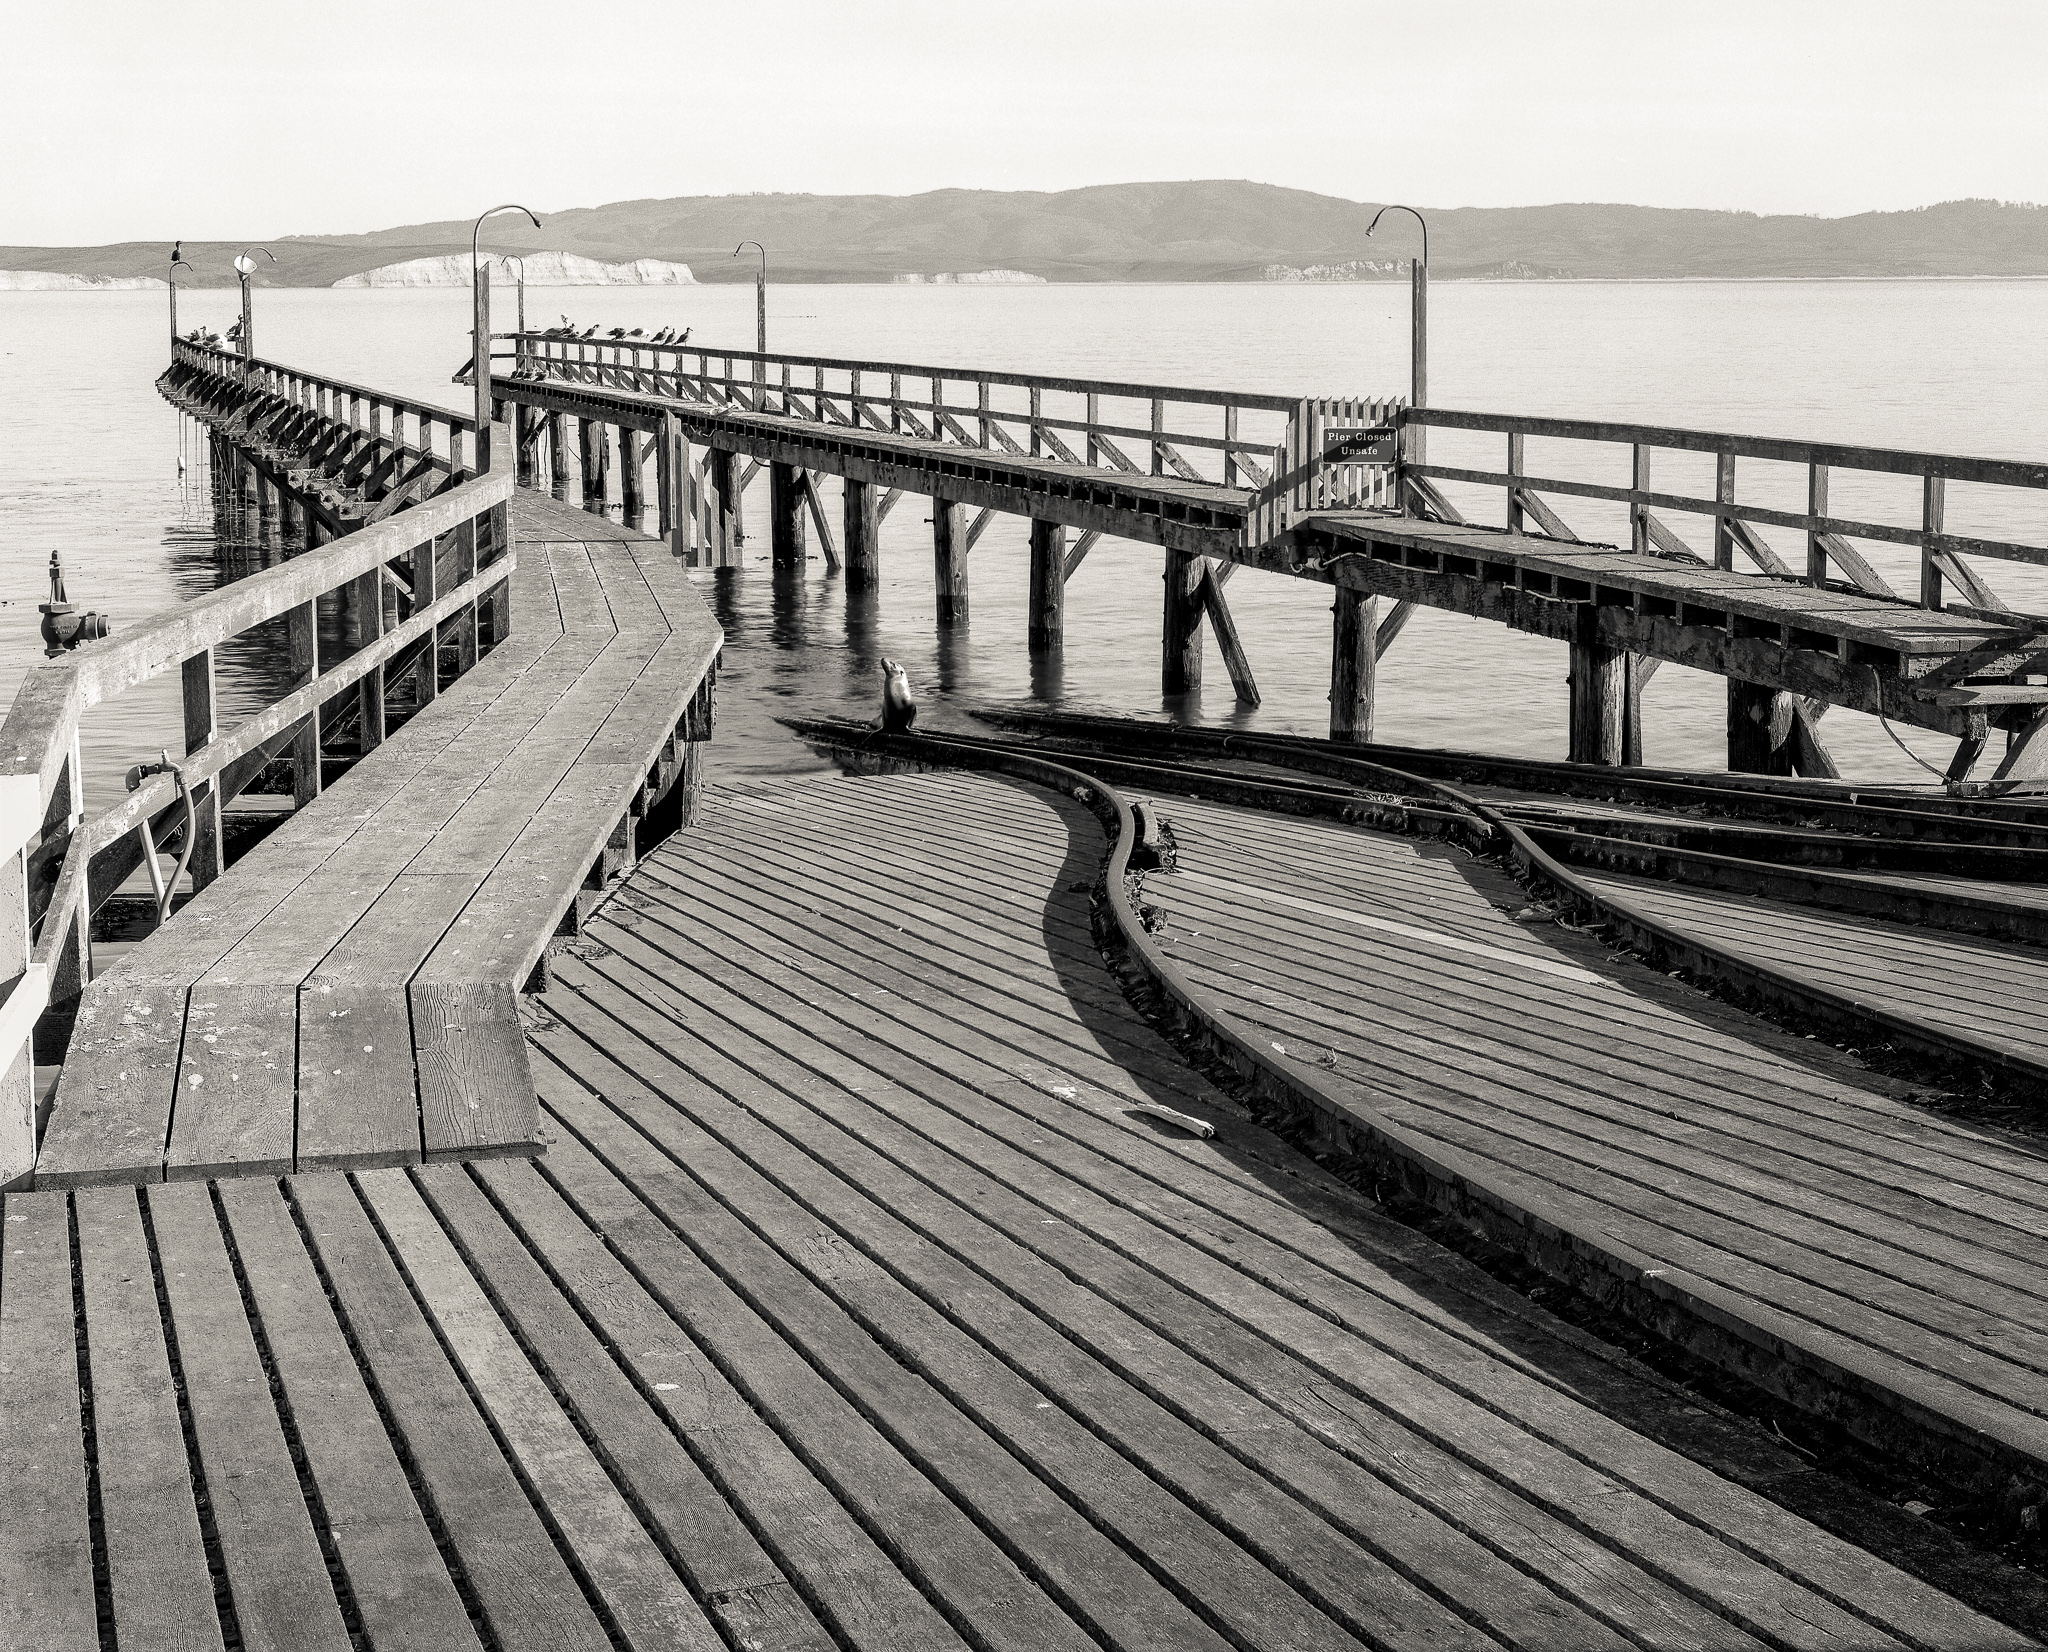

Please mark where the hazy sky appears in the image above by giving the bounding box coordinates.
[9,0,2047,244]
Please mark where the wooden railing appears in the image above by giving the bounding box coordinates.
[1403,407,2048,618]
[498,333,1298,491]
[0,469,515,1187]
[173,338,482,498]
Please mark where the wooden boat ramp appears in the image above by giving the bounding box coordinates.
[10,338,2048,1645]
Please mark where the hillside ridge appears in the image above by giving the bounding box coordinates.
[7,182,2046,286]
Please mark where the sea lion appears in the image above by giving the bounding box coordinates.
[880,657,917,732]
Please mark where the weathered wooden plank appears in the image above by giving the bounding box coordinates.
[73,1185,225,1650]
[147,1181,354,1651]
[214,1177,482,1649]
[0,1191,98,1650]
[422,1160,839,1650]
[476,1147,959,1651]
[289,1173,611,1650]
[412,981,539,1162]
[1196,561,1258,707]
[296,872,482,1171]
[358,1167,721,1649]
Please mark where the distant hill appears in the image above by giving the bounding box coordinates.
[7,184,2048,286]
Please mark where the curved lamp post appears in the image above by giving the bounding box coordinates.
[733,241,767,354]
[1366,205,1427,418]
[497,253,527,342]
[233,246,277,366]
[470,204,543,473]
[168,252,193,341]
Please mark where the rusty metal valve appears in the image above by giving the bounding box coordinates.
[38,549,110,658]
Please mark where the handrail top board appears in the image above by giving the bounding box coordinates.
[498,372,1256,510]
[173,340,478,432]
[1410,406,2048,491]
[1306,513,2048,656]
[502,331,1304,413]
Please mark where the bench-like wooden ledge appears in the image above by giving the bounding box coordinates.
[36,496,719,1188]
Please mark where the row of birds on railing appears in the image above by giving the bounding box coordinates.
[181,320,243,349]
[533,317,692,346]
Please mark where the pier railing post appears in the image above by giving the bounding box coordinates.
[845,478,880,591]
[181,649,223,891]
[1806,464,1831,584]
[1921,475,1946,610]
[286,600,322,804]
[1330,584,1376,743]
[1162,550,1204,696]
[933,497,968,625]
[1028,519,1065,656]
[2,809,35,1189]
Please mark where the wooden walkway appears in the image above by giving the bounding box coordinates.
[3,768,2030,1649]
[1127,785,2048,1506]
[35,491,716,1187]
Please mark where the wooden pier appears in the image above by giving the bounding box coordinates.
[9,332,2048,1644]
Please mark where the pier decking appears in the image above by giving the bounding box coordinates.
[34,491,716,1186]
[1109,782,2048,1506]
[5,771,2031,1651]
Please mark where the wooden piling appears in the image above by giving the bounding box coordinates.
[1162,551,1204,696]
[547,412,568,494]
[1330,586,1376,742]
[1028,519,1065,656]
[578,419,611,511]
[933,496,968,625]
[769,461,805,572]
[620,429,643,518]
[705,448,741,566]
[1568,612,1628,765]
[845,478,880,591]
[1728,680,1798,775]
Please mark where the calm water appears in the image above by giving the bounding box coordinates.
[5,279,2046,803]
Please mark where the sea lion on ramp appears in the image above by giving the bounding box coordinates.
[880,657,918,732]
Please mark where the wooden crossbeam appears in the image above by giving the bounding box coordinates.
[1038,426,1086,467]
[1813,531,1897,598]
[938,410,980,448]
[877,488,904,525]
[1374,599,1415,659]
[1642,510,1707,564]
[965,508,996,552]
[989,422,1028,458]
[1235,453,1270,488]
[1197,561,1259,707]
[362,455,442,525]
[1092,432,1143,474]
[1064,531,1101,580]
[1727,518,1793,578]
[740,459,762,493]
[1513,487,1580,542]
[800,471,842,573]
[1156,442,1205,485]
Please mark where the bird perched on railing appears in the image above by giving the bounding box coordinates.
[581,323,599,339]
[879,658,917,732]
[650,326,672,344]
[608,326,627,339]
[225,319,243,343]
